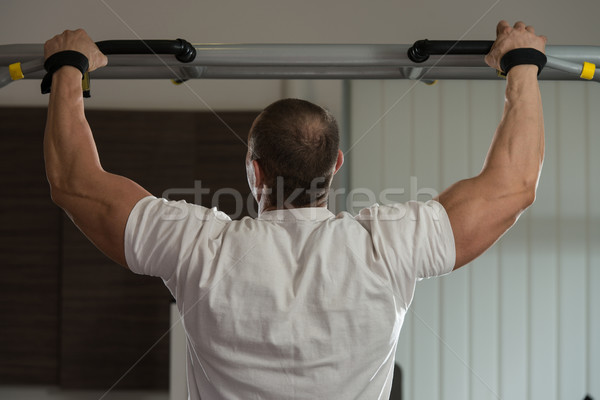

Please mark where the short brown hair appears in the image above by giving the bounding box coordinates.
[249,98,340,208]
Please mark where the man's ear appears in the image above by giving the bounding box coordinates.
[333,150,344,175]
[252,159,265,189]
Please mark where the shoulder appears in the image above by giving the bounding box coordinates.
[126,196,234,241]
[355,200,447,222]
[129,196,232,223]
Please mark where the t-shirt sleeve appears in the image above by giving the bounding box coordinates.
[356,200,456,303]
[124,196,231,282]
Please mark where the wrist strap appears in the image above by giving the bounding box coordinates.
[41,50,89,95]
[499,48,547,76]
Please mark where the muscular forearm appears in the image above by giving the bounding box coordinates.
[480,65,544,200]
[44,67,103,199]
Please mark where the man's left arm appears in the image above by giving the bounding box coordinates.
[44,29,151,268]
[435,21,546,270]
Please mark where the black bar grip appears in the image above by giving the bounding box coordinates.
[95,39,196,63]
[408,39,494,63]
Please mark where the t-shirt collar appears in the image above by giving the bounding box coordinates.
[258,207,335,221]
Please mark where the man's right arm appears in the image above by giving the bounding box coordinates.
[436,21,547,269]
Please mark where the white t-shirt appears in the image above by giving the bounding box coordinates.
[125,196,455,400]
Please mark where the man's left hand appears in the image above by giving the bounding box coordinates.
[44,29,108,72]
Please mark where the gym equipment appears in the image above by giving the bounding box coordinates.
[0,39,598,94]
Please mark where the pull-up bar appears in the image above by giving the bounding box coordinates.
[1,39,598,92]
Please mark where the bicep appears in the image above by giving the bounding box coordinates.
[52,170,151,268]
[436,174,531,269]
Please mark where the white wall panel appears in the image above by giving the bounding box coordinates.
[588,84,600,398]
[439,82,470,400]
[381,81,415,204]
[410,81,443,400]
[557,82,588,399]
[349,79,600,400]
[499,217,529,399]
[530,82,559,400]
[348,81,384,212]
[469,245,501,400]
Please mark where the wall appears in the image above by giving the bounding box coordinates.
[349,79,600,400]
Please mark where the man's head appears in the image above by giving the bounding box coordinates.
[246,98,343,210]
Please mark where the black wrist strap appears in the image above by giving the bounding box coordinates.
[499,48,547,76]
[41,50,89,95]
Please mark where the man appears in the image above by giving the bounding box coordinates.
[44,21,545,399]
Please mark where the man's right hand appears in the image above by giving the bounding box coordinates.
[484,20,547,71]
[44,29,108,72]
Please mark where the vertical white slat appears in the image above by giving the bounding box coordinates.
[529,81,559,400]
[468,80,503,400]
[384,80,417,399]
[499,214,529,399]
[438,81,470,400]
[348,80,384,209]
[587,84,600,398]
[382,81,417,204]
[411,83,441,203]
[410,81,442,400]
[557,81,588,398]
